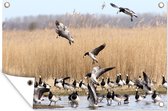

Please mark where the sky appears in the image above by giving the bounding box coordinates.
[2,0,167,21]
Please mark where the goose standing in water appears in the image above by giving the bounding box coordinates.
[68,91,80,108]
[48,91,61,106]
[106,90,112,105]
[83,43,106,64]
[135,89,146,102]
[85,66,115,85]
[110,3,138,21]
[55,20,74,45]
[111,91,125,105]
[152,90,162,103]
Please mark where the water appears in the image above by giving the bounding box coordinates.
[34,95,167,111]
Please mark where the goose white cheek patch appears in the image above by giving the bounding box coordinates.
[2,0,168,110]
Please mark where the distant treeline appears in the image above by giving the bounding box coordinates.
[3,13,167,30]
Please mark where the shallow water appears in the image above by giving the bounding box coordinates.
[34,95,167,111]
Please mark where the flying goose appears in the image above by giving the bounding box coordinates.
[68,91,80,108]
[162,75,167,89]
[83,43,106,64]
[135,89,146,102]
[87,82,98,107]
[48,91,61,106]
[55,20,74,45]
[152,90,161,103]
[110,3,138,21]
[85,66,115,85]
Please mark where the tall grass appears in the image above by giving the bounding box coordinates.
[2,27,166,84]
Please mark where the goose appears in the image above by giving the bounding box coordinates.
[68,91,80,108]
[54,77,70,89]
[85,66,115,85]
[143,72,154,87]
[55,20,74,45]
[83,43,106,64]
[48,91,61,106]
[135,73,153,94]
[79,80,88,91]
[87,82,98,107]
[72,80,79,89]
[116,73,125,86]
[152,90,161,103]
[119,73,126,85]
[111,91,125,105]
[100,77,106,89]
[107,77,116,88]
[38,75,43,86]
[135,89,146,102]
[34,82,51,103]
[110,3,138,21]
[162,75,167,89]
[123,94,129,104]
[106,90,112,105]
[62,79,74,91]
[126,74,135,87]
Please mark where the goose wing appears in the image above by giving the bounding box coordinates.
[110,3,119,8]
[143,72,151,84]
[88,82,98,104]
[124,8,135,14]
[91,43,106,56]
[96,67,115,79]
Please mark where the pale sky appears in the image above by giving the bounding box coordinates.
[3,0,167,21]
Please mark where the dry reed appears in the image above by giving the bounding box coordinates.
[2,27,166,84]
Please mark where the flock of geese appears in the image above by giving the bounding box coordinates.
[33,2,166,109]
[33,70,167,108]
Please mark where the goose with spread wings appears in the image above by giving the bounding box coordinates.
[85,66,115,85]
[55,20,74,45]
[83,43,106,64]
[110,3,138,22]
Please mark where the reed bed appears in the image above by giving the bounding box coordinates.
[2,27,166,84]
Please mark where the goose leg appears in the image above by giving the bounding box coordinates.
[131,17,133,22]
[48,101,52,106]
